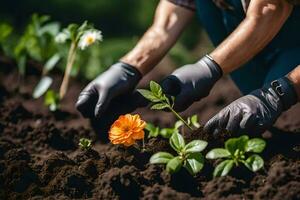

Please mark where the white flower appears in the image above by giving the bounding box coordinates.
[78,30,103,50]
[55,31,69,43]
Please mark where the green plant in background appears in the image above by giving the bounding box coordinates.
[79,138,92,150]
[44,89,60,111]
[14,14,60,78]
[138,81,200,131]
[206,135,266,177]
[146,115,200,139]
[150,132,207,176]
[0,23,13,55]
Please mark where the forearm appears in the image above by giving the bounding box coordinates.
[210,0,293,74]
[287,65,300,101]
[120,0,194,75]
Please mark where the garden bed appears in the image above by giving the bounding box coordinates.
[0,62,299,200]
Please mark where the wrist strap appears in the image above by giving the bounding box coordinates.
[269,77,297,110]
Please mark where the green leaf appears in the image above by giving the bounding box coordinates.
[174,120,184,129]
[137,89,161,103]
[33,76,53,99]
[206,148,231,159]
[225,135,249,155]
[191,115,201,129]
[245,138,266,153]
[145,123,160,138]
[184,153,204,176]
[150,152,174,164]
[166,156,182,174]
[170,132,185,152]
[150,81,163,97]
[79,138,92,150]
[244,154,264,172]
[184,140,207,153]
[44,90,60,111]
[43,53,60,74]
[0,23,13,43]
[213,160,234,177]
[151,103,169,110]
[160,128,174,139]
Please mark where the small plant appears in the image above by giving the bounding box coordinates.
[206,135,266,177]
[138,81,200,131]
[56,21,102,99]
[146,120,183,139]
[79,138,92,150]
[150,132,207,176]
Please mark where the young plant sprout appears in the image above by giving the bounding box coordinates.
[206,135,266,177]
[79,138,92,150]
[150,132,207,176]
[56,21,102,99]
[138,81,200,131]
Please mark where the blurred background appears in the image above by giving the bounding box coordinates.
[0,0,213,81]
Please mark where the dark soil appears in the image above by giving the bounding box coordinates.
[0,59,299,200]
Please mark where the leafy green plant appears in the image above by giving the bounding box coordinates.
[79,138,92,150]
[206,135,266,177]
[150,132,207,176]
[14,14,60,77]
[138,81,200,131]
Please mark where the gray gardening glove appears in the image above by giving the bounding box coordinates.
[160,55,223,112]
[204,77,298,136]
[76,62,142,118]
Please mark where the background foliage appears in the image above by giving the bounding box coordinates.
[0,0,213,80]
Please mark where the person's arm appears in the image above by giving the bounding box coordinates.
[121,0,195,75]
[210,0,293,73]
[287,65,300,101]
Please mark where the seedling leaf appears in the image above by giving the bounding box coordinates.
[184,153,204,176]
[160,128,175,139]
[33,76,53,99]
[225,135,249,155]
[244,154,264,172]
[150,152,174,164]
[245,138,266,153]
[206,148,231,159]
[151,103,169,110]
[170,132,185,152]
[166,156,182,174]
[137,89,161,103]
[150,81,163,97]
[184,140,207,153]
[213,160,234,177]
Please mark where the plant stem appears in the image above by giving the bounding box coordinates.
[168,106,193,131]
[59,42,77,99]
[141,137,146,152]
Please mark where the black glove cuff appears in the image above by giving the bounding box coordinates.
[117,61,143,81]
[204,55,223,78]
[267,77,298,110]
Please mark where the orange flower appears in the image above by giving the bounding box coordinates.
[109,114,146,146]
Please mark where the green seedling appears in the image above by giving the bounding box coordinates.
[44,90,60,111]
[138,81,200,131]
[79,138,92,150]
[146,120,184,139]
[206,135,266,177]
[150,132,207,176]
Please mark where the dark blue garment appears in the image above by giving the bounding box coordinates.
[195,0,300,94]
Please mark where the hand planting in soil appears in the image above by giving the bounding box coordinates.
[150,132,208,176]
[206,135,266,177]
[33,21,102,111]
[79,138,92,150]
[138,81,199,130]
[146,115,200,139]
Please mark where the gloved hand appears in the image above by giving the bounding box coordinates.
[160,55,223,112]
[76,62,142,118]
[204,77,298,136]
